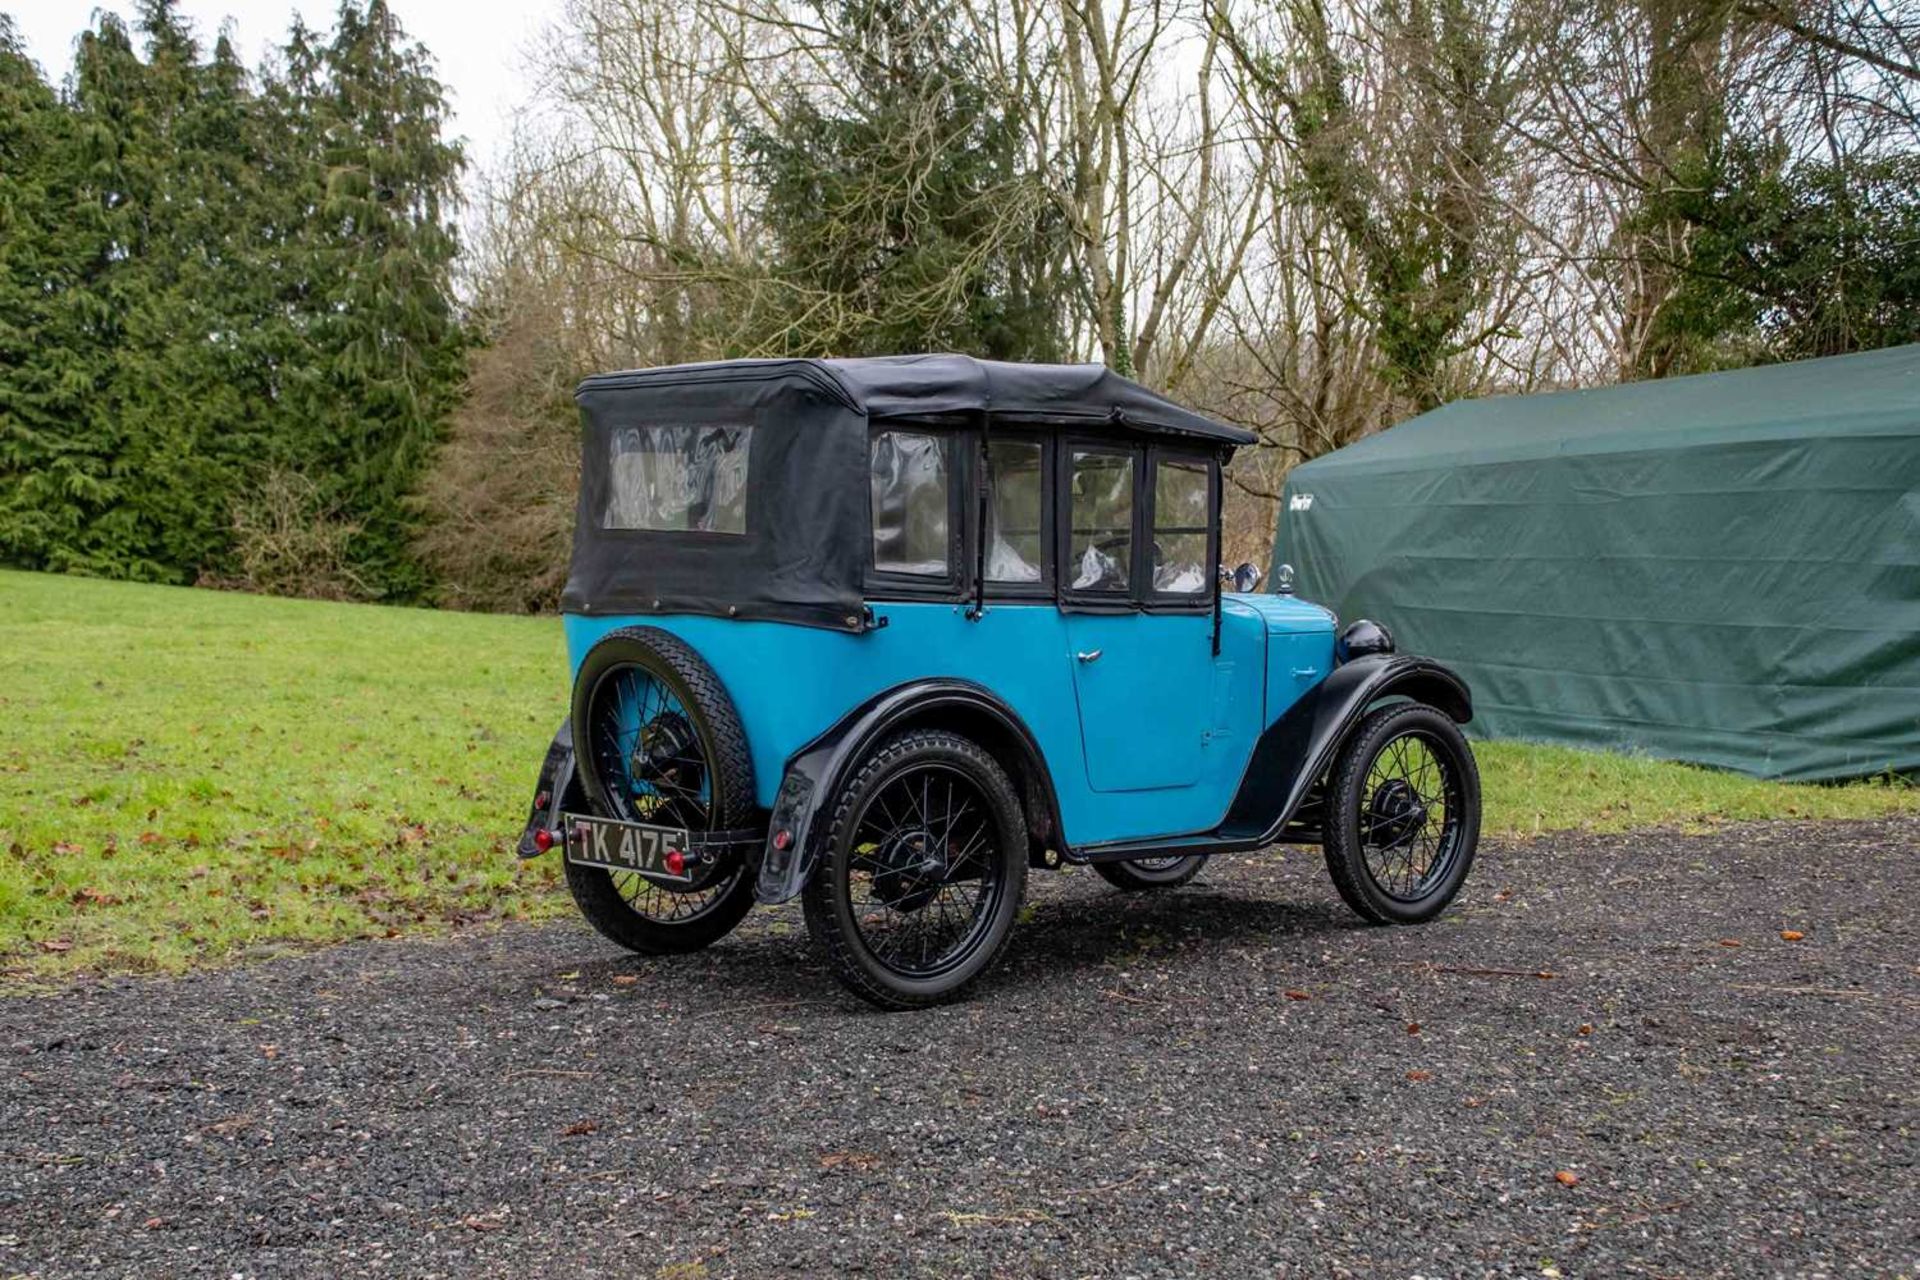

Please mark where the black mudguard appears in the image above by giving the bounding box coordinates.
[516,719,587,858]
[1216,653,1472,845]
[755,679,1063,905]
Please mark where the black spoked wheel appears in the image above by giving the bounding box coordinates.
[1093,853,1209,891]
[1323,702,1480,925]
[803,730,1026,1010]
[567,628,757,955]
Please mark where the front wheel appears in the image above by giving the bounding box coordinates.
[1093,854,1209,891]
[1322,702,1480,925]
[803,730,1027,1010]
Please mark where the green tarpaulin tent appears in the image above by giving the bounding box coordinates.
[1274,344,1920,781]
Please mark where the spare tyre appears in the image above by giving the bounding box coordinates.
[565,626,759,954]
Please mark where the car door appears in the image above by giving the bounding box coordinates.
[1060,444,1220,793]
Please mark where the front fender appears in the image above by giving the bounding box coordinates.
[1219,654,1473,843]
[755,679,1063,905]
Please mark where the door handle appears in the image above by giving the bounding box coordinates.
[1076,649,1103,663]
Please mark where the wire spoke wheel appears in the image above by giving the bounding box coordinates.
[1093,852,1209,891]
[566,628,758,956]
[1323,702,1481,925]
[845,763,1003,980]
[1356,731,1461,901]
[804,730,1027,1010]
[582,664,744,926]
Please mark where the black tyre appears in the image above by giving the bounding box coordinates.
[1322,702,1480,925]
[1093,854,1209,891]
[566,627,757,955]
[803,730,1027,1010]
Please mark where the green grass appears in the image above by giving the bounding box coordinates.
[0,568,1912,979]
[0,569,569,978]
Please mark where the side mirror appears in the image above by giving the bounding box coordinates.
[1229,562,1263,593]
[1273,563,1296,594]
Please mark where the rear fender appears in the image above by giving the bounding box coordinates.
[516,719,587,858]
[755,680,1064,905]
[1219,655,1472,843]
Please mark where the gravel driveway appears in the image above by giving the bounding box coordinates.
[5,817,1917,1278]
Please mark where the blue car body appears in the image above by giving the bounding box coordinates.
[563,592,1336,847]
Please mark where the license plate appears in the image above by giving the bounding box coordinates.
[565,815,693,883]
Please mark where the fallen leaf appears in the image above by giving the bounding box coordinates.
[37,938,73,953]
[1718,938,1742,948]
[1577,1023,1593,1036]
[1406,1069,1432,1082]
[562,1119,599,1137]
[143,1217,165,1230]
[461,1214,505,1232]
[1406,1022,1422,1035]
[1779,930,1804,942]
[818,1151,883,1171]
[1554,1170,1580,1187]
[1283,989,1312,1002]
[1464,1096,1485,1108]
[610,975,638,987]
[259,1044,280,1060]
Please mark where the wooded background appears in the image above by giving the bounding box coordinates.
[3,0,1916,609]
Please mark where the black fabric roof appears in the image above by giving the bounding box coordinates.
[575,354,1255,446]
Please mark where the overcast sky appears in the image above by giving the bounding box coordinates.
[7,0,564,172]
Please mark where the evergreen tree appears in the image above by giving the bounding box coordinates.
[0,18,117,574]
[1640,140,1920,370]
[268,0,467,597]
[0,2,465,597]
[739,0,1067,360]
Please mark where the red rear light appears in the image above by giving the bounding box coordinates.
[533,828,554,852]
[664,849,686,875]
[772,829,793,851]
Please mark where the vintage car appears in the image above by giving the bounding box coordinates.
[518,356,1480,1009]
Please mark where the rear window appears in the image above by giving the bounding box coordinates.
[604,424,752,534]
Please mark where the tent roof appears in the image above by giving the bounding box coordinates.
[1296,343,1920,477]
[577,354,1256,446]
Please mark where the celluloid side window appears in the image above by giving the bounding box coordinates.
[985,439,1044,583]
[1153,459,1210,594]
[870,430,950,576]
[1069,449,1133,591]
[603,423,751,534]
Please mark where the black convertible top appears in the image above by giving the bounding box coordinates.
[575,354,1256,445]
[565,355,1250,630]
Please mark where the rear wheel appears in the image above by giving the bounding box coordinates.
[1093,854,1209,891]
[1322,702,1480,925]
[803,730,1026,1010]
[567,627,757,955]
